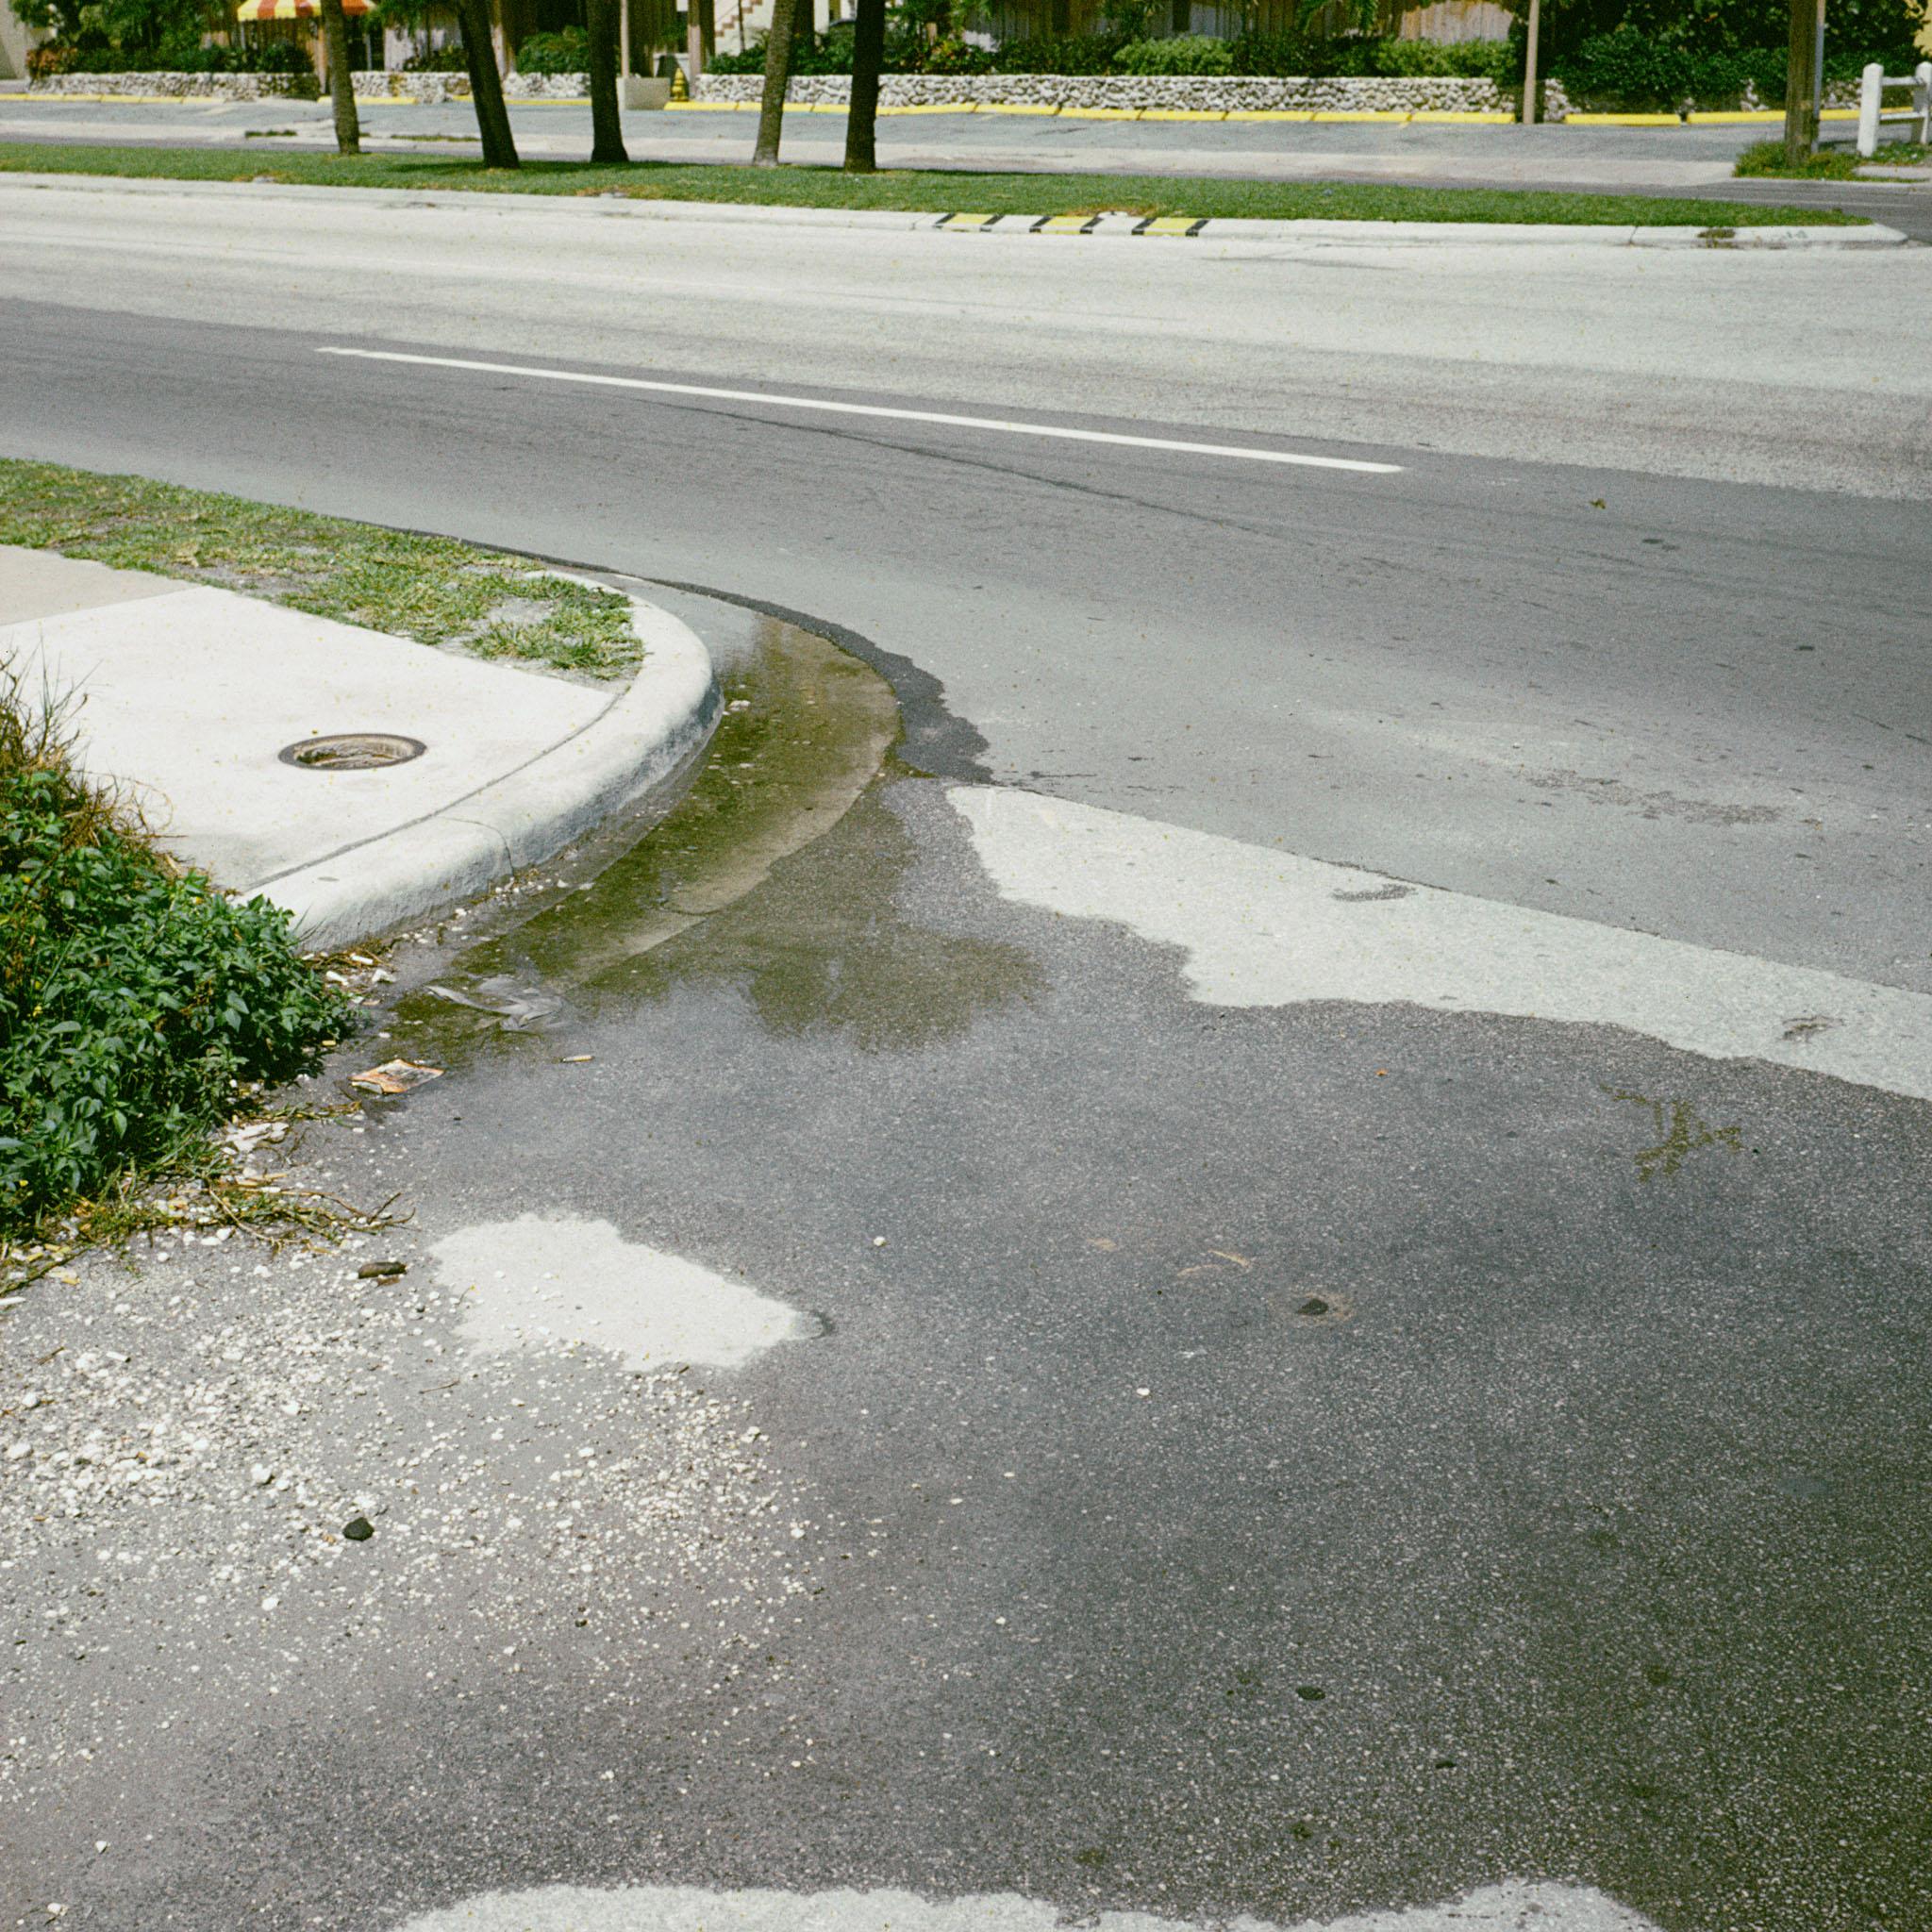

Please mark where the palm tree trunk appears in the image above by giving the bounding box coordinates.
[320,0,361,155]
[588,0,628,163]
[456,0,520,168]
[844,0,884,173]
[751,0,800,166]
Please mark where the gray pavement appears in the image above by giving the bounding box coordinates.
[5,92,1926,234]
[3,172,1930,1932]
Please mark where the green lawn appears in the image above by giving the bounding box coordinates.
[0,458,641,678]
[0,139,1861,225]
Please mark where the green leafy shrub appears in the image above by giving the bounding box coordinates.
[1374,36,1513,79]
[708,25,865,73]
[923,34,994,72]
[28,36,311,74]
[990,31,1123,74]
[1113,33,1234,74]
[1554,25,1693,107]
[514,25,587,73]
[0,679,347,1238]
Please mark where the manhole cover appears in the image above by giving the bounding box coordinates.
[278,732,426,772]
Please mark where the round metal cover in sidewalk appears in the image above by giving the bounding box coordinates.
[278,732,427,772]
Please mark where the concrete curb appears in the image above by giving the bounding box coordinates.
[1,172,1901,250]
[259,593,718,951]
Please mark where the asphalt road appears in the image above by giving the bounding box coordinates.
[3,178,1930,1932]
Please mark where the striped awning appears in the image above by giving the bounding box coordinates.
[235,0,372,17]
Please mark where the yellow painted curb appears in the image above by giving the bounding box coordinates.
[1139,108,1227,121]
[1222,108,1314,121]
[973,102,1059,114]
[1058,106,1139,119]
[1412,109,1515,123]
[1685,108,1783,122]
[1141,215,1201,235]
[1564,110,1682,124]
[941,211,998,228]
[1038,212,1094,232]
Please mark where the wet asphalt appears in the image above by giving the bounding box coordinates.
[3,188,1930,1929]
[6,592,1929,1932]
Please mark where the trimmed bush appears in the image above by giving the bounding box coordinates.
[989,32,1123,74]
[514,26,588,74]
[0,678,347,1237]
[1114,33,1234,74]
[28,37,308,75]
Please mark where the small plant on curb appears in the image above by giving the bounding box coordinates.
[0,662,355,1257]
[1735,136,1927,177]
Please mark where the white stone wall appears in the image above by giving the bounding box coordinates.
[26,70,315,97]
[694,72,1526,113]
[351,68,593,99]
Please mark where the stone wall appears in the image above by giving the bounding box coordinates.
[693,72,1539,113]
[23,66,601,101]
[27,70,315,98]
[351,68,594,100]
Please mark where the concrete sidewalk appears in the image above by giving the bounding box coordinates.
[0,545,718,948]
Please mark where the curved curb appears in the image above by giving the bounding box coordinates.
[263,594,718,952]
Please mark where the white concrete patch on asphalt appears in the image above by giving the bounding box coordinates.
[432,1214,814,1371]
[315,346,1406,475]
[953,786,1932,1104]
[394,1879,1663,1932]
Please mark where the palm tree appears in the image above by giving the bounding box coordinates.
[752,0,803,164]
[319,0,361,155]
[588,0,628,164]
[844,0,885,172]
[454,0,520,168]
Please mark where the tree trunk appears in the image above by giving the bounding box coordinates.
[844,0,884,172]
[456,0,520,168]
[752,0,800,166]
[1783,0,1817,162]
[320,0,360,152]
[792,0,813,60]
[588,0,628,163]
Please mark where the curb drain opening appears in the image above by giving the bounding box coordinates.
[279,732,427,771]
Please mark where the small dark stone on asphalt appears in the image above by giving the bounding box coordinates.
[1295,1685,1325,1701]
[358,1261,407,1278]
[1299,1297,1329,1317]
[341,1517,375,1541]
[1435,1757,1457,1770]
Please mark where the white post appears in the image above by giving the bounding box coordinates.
[1522,0,1541,125]
[1857,59,1882,155]
[1917,60,1932,143]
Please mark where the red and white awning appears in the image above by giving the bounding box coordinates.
[235,0,373,18]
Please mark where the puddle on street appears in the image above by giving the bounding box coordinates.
[389,603,1042,1069]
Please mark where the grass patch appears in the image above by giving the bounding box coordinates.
[0,139,1862,226]
[1735,137,1928,178]
[0,662,354,1251]
[0,458,641,677]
